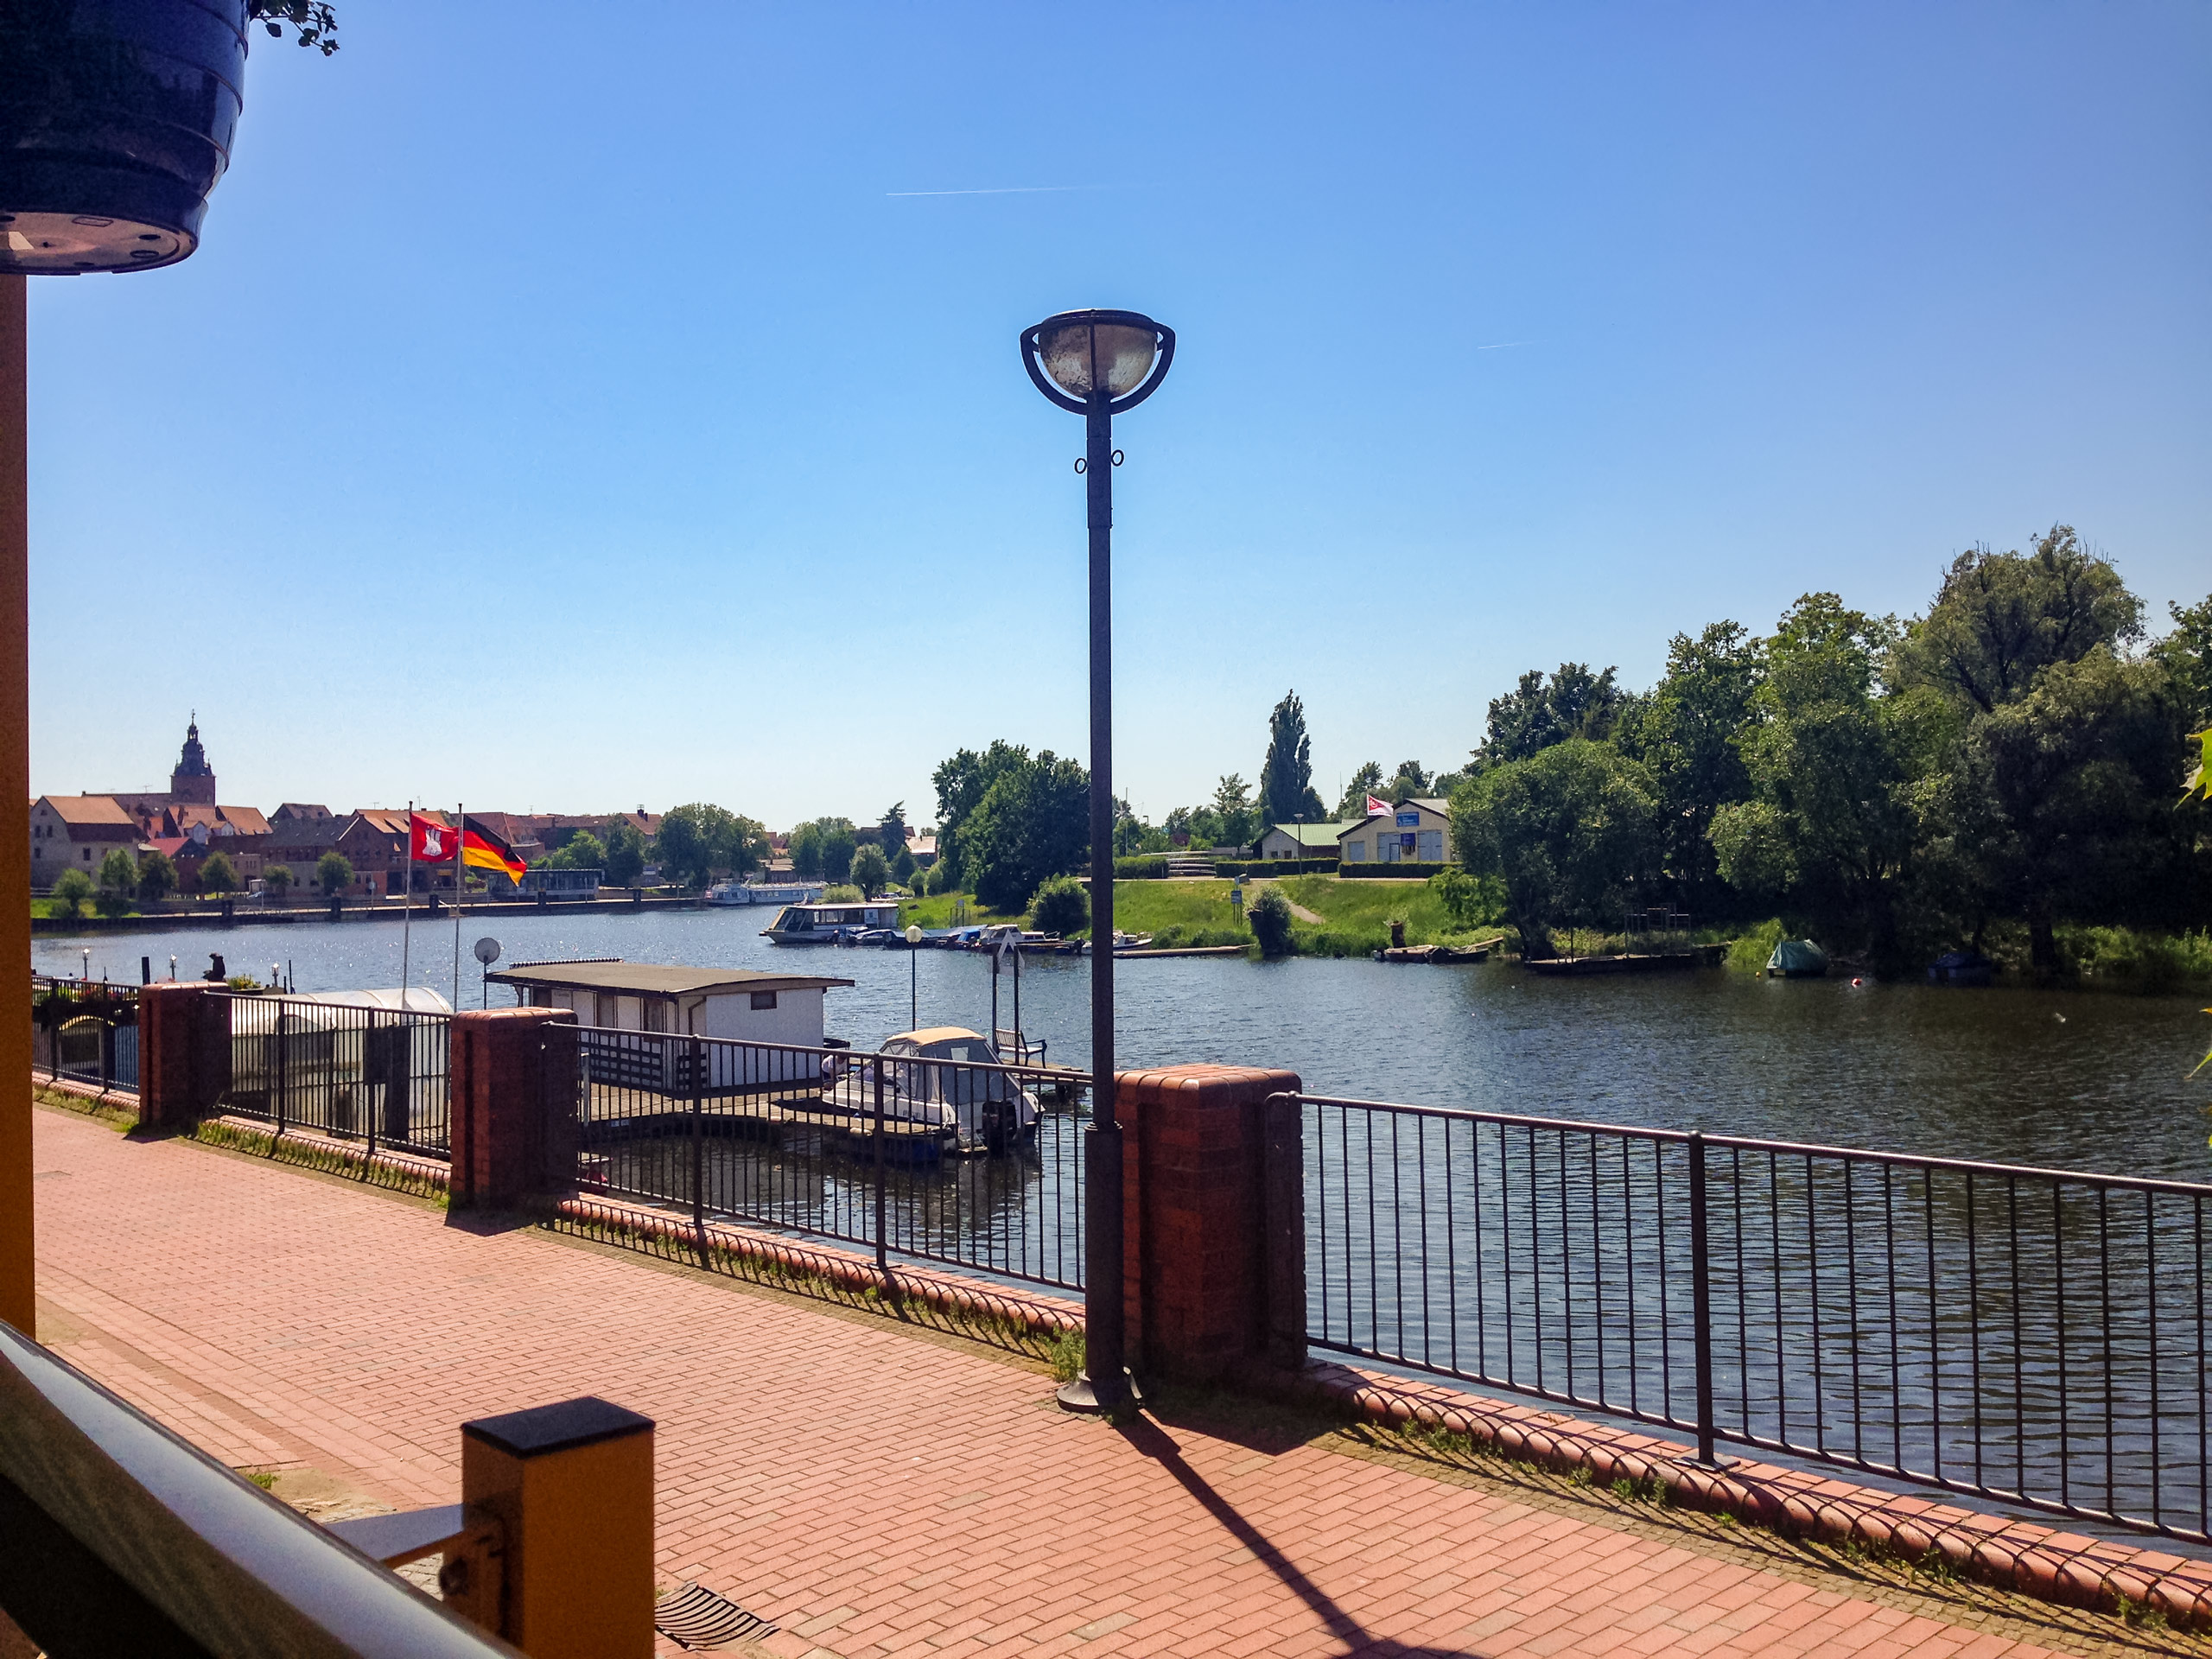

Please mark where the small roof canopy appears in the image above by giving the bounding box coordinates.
[487,959,854,996]
[887,1027,988,1046]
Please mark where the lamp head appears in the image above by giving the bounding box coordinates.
[1020,308,1175,415]
[905,925,923,944]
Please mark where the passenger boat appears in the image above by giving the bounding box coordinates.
[760,899,903,944]
[707,878,824,907]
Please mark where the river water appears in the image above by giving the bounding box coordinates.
[38,907,2211,1183]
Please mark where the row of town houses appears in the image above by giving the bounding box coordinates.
[30,719,658,898]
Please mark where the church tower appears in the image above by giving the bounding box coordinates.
[169,715,216,805]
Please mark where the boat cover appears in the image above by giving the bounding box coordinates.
[1766,939,1829,976]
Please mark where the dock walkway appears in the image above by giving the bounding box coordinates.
[28,1098,2133,1658]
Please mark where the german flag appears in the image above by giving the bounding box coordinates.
[459,815,528,885]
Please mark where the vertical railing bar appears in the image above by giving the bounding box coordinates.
[1843,1158,1863,1465]
[1560,1126,1573,1404]
[1529,1122,1544,1395]
[1688,1130,1715,1463]
[1590,1130,1605,1411]
[1770,1152,1784,1450]
[2011,1175,2025,1499]
[1656,1137,1672,1423]
[1883,1162,1901,1473]
[1445,1114,1459,1376]
[1922,1161,1941,1484]
[1471,1116,1487,1382]
[2099,1184,2114,1519]
[873,1054,887,1274]
[1392,1109,1407,1364]
[2055,1182,2070,1510]
[1315,1103,1330,1344]
[2196,1192,2206,1540]
[1732,1144,1747,1433]
[2149,1188,2162,1531]
[1416,1114,1433,1370]
[1808,1153,1825,1455]
[1502,1121,1516,1387]
[1623,1133,1637,1418]
[1966,1167,1982,1495]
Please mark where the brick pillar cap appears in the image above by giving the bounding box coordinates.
[1116,1064,1301,1100]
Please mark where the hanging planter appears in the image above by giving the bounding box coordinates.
[1,2,333,275]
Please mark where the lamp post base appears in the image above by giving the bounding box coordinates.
[1056,1369,1140,1415]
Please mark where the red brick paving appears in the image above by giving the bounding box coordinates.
[29,1106,2077,1658]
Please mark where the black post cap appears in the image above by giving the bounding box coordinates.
[461,1396,654,1459]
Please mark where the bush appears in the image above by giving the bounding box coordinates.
[51,868,93,918]
[1340,861,1450,880]
[198,852,238,895]
[849,843,891,898]
[1248,887,1294,957]
[1114,855,1169,880]
[1213,858,1338,878]
[1030,874,1090,936]
[821,883,863,902]
[1729,918,1789,975]
[2061,925,2212,992]
[315,850,353,897]
[136,849,178,903]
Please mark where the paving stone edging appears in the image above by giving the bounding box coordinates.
[35,1082,2212,1632]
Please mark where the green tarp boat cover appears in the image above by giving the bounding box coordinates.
[1767,939,1829,976]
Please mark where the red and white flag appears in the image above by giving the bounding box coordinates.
[1366,795,1391,817]
[409,812,455,862]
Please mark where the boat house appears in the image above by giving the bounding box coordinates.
[1255,821,1350,861]
[1338,798,1450,865]
[486,959,854,1046]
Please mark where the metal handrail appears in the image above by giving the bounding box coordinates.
[0,1321,520,1657]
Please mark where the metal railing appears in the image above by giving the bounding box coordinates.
[1303,1092,2212,1546]
[215,993,453,1157]
[31,975,138,1094]
[573,1027,1086,1293]
[0,1321,516,1657]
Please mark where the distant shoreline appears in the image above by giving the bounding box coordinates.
[31,893,709,937]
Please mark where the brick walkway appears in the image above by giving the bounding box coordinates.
[28,1104,2112,1658]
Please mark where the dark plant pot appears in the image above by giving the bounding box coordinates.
[1,0,248,274]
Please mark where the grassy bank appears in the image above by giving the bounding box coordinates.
[899,875,1512,959]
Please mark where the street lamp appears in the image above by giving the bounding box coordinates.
[904,924,923,1030]
[1020,308,1175,1414]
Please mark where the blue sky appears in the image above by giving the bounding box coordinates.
[26,2,2209,828]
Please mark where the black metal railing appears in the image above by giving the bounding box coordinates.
[1302,1092,2212,1547]
[572,1028,1086,1293]
[214,993,453,1157]
[31,975,138,1094]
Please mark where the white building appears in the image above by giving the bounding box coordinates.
[1255,822,1351,861]
[487,959,854,1046]
[1338,798,1450,865]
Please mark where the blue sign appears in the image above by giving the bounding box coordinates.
[1395,810,1421,828]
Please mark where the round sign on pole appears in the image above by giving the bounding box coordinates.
[474,937,502,966]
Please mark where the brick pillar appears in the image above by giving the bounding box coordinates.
[136,982,231,1130]
[449,1008,578,1209]
[1115,1064,1304,1384]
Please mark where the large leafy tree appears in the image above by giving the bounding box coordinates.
[1615,620,1764,907]
[602,819,647,886]
[1472,664,1624,771]
[95,849,137,917]
[1707,594,1930,965]
[136,849,177,903]
[849,843,891,898]
[654,804,768,888]
[315,851,353,896]
[1450,739,1661,958]
[2152,593,2212,732]
[787,818,855,883]
[1211,774,1256,850]
[1891,526,2141,714]
[1257,690,1326,828]
[931,741,1032,890]
[962,751,1090,912]
[1385,760,1432,801]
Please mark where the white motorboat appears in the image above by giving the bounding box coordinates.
[707,879,824,907]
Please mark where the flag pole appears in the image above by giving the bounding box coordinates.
[400,801,415,1002]
[452,800,463,1014]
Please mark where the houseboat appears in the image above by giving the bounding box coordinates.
[761,899,903,944]
[706,877,825,907]
[486,958,854,1044]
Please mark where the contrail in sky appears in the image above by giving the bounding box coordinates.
[1475,340,1536,350]
[887,184,1095,198]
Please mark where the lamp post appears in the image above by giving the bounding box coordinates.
[905,924,923,1029]
[1020,308,1176,1414]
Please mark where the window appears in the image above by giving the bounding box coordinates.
[594,992,619,1026]
[643,1000,670,1033]
[1344,839,1365,861]
[750,990,777,1010]
[1418,830,1445,861]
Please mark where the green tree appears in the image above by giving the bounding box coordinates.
[1892,526,2141,715]
[1707,594,1927,966]
[1472,664,1624,770]
[1029,873,1090,936]
[1334,762,1385,820]
[198,852,239,895]
[1258,690,1326,828]
[788,818,855,884]
[1385,760,1431,801]
[136,849,177,904]
[655,804,769,888]
[315,851,353,897]
[1162,804,1195,844]
[543,830,606,872]
[849,842,891,898]
[602,820,647,886]
[1614,620,1765,907]
[263,862,296,901]
[51,868,93,919]
[1450,739,1662,958]
[890,842,917,887]
[94,849,136,918]
[2152,593,2212,732]
[879,802,907,857]
[931,741,1032,890]
[1211,774,1255,850]
[1248,887,1294,957]
[963,751,1090,912]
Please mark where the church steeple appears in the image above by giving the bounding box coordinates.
[169,713,216,804]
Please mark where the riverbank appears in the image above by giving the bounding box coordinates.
[31,890,705,937]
